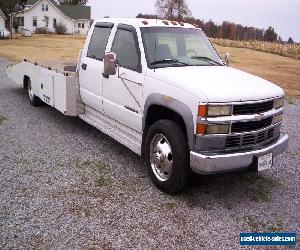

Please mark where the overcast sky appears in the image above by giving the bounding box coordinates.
[88,0,300,42]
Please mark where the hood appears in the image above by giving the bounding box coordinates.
[152,66,284,102]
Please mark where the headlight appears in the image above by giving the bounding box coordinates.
[207,124,230,134]
[272,113,283,124]
[198,105,232,117]
[196,124,230,135]
[208,105,232,117]
[274,97,284,109]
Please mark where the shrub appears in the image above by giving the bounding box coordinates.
[35,27,51,34]
[55,23,67,35]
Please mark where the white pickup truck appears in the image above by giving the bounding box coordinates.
[6,18,289,193]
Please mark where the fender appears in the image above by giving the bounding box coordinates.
[143,93,194,149]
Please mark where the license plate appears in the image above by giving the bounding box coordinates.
[257,153,273,172]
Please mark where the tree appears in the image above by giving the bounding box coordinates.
[155,0,191,20]
[57,0,87,5]
[263,26,278,42]
[0,0,26,38]
[287,37,294,44]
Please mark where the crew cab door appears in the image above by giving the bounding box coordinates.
[79,23,113,112]
[103,24,143,132]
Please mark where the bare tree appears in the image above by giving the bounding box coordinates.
[287,37,294,44]
[155,0,191,20]
[0,0,26,38]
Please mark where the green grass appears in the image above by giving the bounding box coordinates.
[0,115,6,126]
[244,215,284,232]
[240,172,281,202]
[95,175,112,187]
[77,159,113,187]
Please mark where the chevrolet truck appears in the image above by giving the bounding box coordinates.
[6,18,289,193]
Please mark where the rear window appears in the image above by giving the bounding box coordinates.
[87,26,112,61]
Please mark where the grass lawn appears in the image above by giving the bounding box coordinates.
[0,34,299,96]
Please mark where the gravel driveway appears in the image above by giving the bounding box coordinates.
[0,58,299,249]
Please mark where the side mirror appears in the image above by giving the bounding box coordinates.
[224,52,230,66]
[103,52,117,78]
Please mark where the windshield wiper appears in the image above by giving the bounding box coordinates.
[150,59,189,66]
[191,56,223,66]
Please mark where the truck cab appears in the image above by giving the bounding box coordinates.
[6,18,289,193]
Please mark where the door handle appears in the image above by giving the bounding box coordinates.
[81,63,87,70]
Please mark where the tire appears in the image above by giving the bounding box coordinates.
[27,78,42,106]
[145,119,190,194]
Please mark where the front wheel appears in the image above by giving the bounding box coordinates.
[27,78,42,106]
[145,119,190,194]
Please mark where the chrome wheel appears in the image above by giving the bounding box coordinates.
[28,79,34,101]
[150,134,173,182]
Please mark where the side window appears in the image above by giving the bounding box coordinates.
[87,26,112,61]
[112,29,139,71]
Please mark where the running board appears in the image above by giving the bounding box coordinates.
[79,106,142,155]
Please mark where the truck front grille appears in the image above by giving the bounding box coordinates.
[231,117,273,133]
[233,100,274,115]
[226,127,276,148]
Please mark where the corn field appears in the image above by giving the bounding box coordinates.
[211,38,300,60]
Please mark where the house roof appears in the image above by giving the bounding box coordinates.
[26,0,91,20]
[0,9,7,20]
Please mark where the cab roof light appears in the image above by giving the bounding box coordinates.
[171,21,178,25]
[162,20,169,25]
[198,105,208,117]
[142,20,148,25]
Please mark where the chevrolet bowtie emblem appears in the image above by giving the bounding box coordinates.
[254,113,265,121]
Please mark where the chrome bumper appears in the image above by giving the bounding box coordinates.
[190,134,289,174]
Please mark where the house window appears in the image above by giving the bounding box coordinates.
[53,18,56,28]
[16,17,24,26]
[33,17,37,27]
[82,23,84,29]
[78,23,81,28]
[42,4,48,11]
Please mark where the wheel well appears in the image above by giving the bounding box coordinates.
[145,104,187,137]
[142,105,188,159]
[23,75,29,89]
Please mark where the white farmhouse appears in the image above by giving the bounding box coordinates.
[0,8,6,30]
[13,0,91,35]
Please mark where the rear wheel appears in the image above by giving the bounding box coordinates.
[145,119,190,194]
[27,78,42,106]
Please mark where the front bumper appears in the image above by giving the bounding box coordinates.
[190,134,289,174]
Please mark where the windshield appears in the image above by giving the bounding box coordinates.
[141,27,223,68]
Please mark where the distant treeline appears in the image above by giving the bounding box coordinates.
[137,13,294,44]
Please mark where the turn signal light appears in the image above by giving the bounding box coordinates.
[197,124,207,135]
[198,105,207,117]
